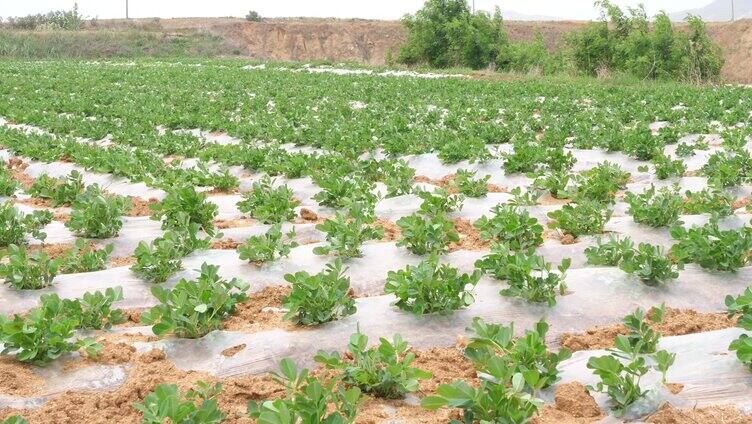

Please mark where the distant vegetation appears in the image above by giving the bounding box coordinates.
[3,4,83,30]
[245,10,262,22]
[399,0,724,82]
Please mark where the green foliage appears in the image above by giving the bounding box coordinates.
[151,185,218,235]
[0,244,58,290]
[237,224,298,264]
[547,201,612,238]
[396,212,459,255]
[586,237,679,284]
[463,318,571,390]
[682,188,734,217]
[0,293,101,364]
[585,236,634,266]
[503,141,574,174]
[620,305,665,355]
[0,166,18,196]
[450,169,489,198]
[422,318,571,423]
[245,10,262,22]
[508,186,543,206]
[131,220,210,284]
[475,245,569,306]
[6,4,83,30]
[1,416,27,424]
[567,1,723,81]
[670,220,752,271]
[57,240,113,274]
[141,263,249,338]
[473,204,543,250]
[315,330,432,399]
[385,255,480,315]
[624,185,683,227]
[619,243,679,285]
[571,161,629,204]
[0,202,52,246]
[282,260,356,325]
[28,170,85,206]
[416,187,464,216]
[534,170,571,199]
[63,286,125,330]
[314,204,384,258]
[701,150,752,188]
[313,174,377,210]
[134,382,225,424]
[238,177,299,224]
[398,0,505,69]
[652,154,686,180]
[248,358,361,424]
[438,138,491,164]
[726,288,752,371]
[66,185,127,238]
[586,304,675,415]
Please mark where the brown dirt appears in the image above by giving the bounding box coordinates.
[0,349,214,424]
[647,404,752,424]
[732,197,749,210]
[214,218,256,229]
[8,165,35,190]
[560,307,737,352]
[411,345,476,394]
[532,382,603,424]
[448,218,489,252]
[666,383,685,394]
[559,233,577,245]
[487,183,507,193]
[126,197,158,217]
[27,243,74,259]
[223,286,294,333]
[375,218,401,242]
[299,207,319,222]
[0,357,45,397]
[221,344,247,358]
[13,197,53,208]
[109,256,137,268]
[211,239,241,250]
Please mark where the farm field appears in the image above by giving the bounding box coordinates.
[0,59,750,423]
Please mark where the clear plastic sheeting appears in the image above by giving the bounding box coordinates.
[0,363,127,410]
[555,328,752,417]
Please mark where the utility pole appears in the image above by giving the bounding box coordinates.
[731,0,735,21]
[126,0,129,19]
[472,0,475,14]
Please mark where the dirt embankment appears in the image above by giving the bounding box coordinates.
[36,17,752,83]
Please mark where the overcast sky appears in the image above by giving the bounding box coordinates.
[1,0,715,21]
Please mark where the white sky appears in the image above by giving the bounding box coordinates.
[0,0,715,21]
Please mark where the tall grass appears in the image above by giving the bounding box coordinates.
[0,30,242,59]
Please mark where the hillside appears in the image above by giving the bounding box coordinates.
[671,0,752,22]
[3,17,752,83]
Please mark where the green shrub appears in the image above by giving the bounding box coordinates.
[151,185,218,235]
[474,204,543,249]
[134,382,225,424]
[315,330,432,399]
[282,260,356,325]
[0,293,101,364]
[396,212,459,255]
[0,202,52,246]
[237,177,299,224]
[66,185,127,239]
[624,185,683,228]
[0,245,58,290]
[28,170,85,206]
[385,255,480,315]
[248,359,361,423]
[237,224,298,264]
[670,220,752,271]
[141,263,249,338]
[547,201,612,238]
